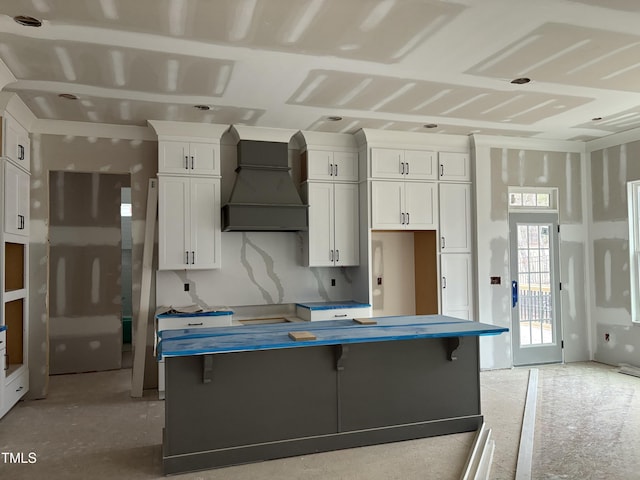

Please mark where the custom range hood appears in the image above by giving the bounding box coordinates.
[222,139,308,231]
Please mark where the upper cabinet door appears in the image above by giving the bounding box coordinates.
[306,150,334,181]
[332,151,358,182]
[439,183,471,253]
[404,182,438,230]
[3,114,30,172]
[189,177,220,269]
[404,150,436,180]
[306,150,358,182]
[4,161,29,237]
[158,141,219,175]
[439,152,470,181]
[189,143,218,175]
[306,182,335,266]
[158,176,190,270]
[371,181,404,229]
[158,142,190,174]
[371,148,404,179]
[333,183,359,266]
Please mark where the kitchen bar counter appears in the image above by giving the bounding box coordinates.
[161,315,508,475]
[158,315,505,357]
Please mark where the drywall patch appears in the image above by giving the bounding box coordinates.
[590,142,640,221]
[593,239,630,310]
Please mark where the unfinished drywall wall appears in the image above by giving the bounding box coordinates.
[48,171,129,374]
[474,138,588,369]
[590,141,640,366]
[370,231,416,317]
[29,134,157,397]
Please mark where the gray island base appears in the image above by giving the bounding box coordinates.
[159,315,508,475]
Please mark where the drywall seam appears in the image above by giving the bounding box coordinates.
[472,134,585,153]
[31,119,156,141]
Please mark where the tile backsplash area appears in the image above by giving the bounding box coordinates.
[156,231,357,309]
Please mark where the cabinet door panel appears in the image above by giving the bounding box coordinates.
[371,181,403,229]
[404,182,437,230]
[333,151,358,181]
[441,254,473,320]
[190,178,220,269]
[333,183,359,266]
[306,151,333,181]
[307,183,335,266]
[439,183,471,253]
[158,176,190,269]
[371,149,404,179]
[4,162,26,236]
[4,114,30,172]
[159,142,190,173]
[404,150,436,180]
[190,143,218,175]
[439,152,470,181]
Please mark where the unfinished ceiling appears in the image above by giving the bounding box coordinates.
[2,0,640,140]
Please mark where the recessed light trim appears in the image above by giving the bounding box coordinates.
[327,116,343,121]
[58,93,78,100]
[14,15,42,27]
[592,117,603,121]
[423,123,438,129]
[510,77,531,85]
[194,105,211,111]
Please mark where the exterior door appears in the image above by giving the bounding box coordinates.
[509,213,562,365]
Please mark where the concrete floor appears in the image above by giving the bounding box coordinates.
[0,362,638,479]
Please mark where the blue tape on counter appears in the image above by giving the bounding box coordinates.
[158,315,508,359]
[296,301,372,310]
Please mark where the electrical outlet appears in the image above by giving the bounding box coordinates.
[184,283,189,292]
[331,279,336,286]
[377,277,382,285]
[605,333,610,342]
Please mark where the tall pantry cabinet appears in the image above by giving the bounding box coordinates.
[1,107,31,419]
[355,129,474,321]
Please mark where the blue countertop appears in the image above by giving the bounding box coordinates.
[0,325,6,332]
[158,315,508,359]
[156,310,233,319]
[296,301,371,310]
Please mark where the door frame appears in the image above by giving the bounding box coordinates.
[509,212,563,366]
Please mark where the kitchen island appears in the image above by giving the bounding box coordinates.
[158,315,508,475]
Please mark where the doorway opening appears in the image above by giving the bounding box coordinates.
[48,171,131,375]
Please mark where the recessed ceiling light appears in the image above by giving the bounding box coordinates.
[194,105,211,111]
[510,77,531,85]
[58,93,78,100]
[423,123,438,129]
[327,116,343,121]
[14,15,42,27]
[592,117,603,121]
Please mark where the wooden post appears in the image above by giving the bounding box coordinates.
[131,178,157,398]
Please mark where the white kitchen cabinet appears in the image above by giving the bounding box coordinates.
[158,141,219,175]
[371,180,437,230]
[4,161,29,237]
[304,182,359,266]
[440,253,473,320]
[304,150,358,182]
[371,148,436,180]
[438,152,470,181]
[439,183,471,253]
[158,175,221,270]
[3,113,30,173]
